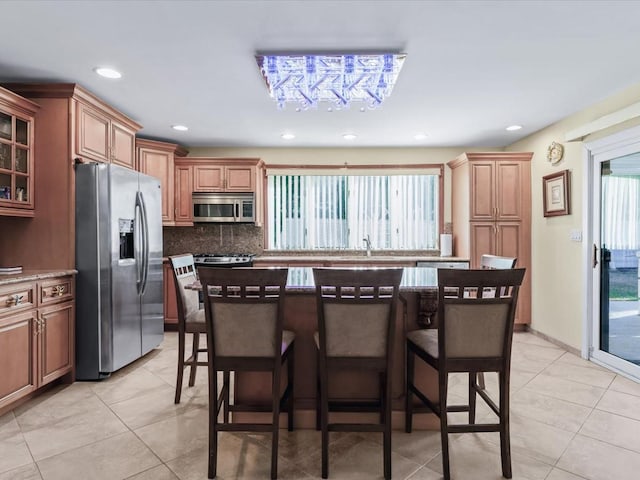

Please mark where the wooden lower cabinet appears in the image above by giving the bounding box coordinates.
[164,262,178,327]
[0,274,75,412]
[0,311,37,408]
[39,301,74,385]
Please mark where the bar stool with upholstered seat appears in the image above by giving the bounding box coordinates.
[198,267,295,480]
[313,268,403,480]
[405,268,525,480]
[169,254,208,404]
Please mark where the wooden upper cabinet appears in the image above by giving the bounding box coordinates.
[469,162,495,221]
[193,164,223,191]
[0,86,39,217]
[226,166,254,191]
[451,153,531,223]
[136,138,188,226]
[76,101,139,167]
[174,164,193,226]
[189,159,257,192]
[76,103,109,162]
[111,122,136,169]
[495,161,524,221]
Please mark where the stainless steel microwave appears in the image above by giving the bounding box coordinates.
[192,192,255,223]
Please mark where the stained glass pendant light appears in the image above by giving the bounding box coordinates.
[255,53,406,111]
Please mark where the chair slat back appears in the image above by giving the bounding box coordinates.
[198,267,288,358]
[313,268,403,358]
[437,268,525,360]
[169,254,200,325]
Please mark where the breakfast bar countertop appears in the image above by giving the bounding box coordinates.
[191,266,439,294]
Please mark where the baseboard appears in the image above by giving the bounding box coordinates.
[524,326,581,356]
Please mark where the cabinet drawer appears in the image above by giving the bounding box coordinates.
[39,276,74,306]
[0,281,36,318]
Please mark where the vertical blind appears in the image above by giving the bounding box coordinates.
[602,175,640,250]
[267,174,438,250]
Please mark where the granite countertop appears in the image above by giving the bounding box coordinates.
[0,269,78,286]
[256,254,468,263]
[189,266,438,293]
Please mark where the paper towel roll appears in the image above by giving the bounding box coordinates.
[440,233,452,257]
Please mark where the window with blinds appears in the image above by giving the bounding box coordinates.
[267,174,439,250]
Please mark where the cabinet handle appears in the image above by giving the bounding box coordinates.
[6,294,23,307]
[52,285,66,296]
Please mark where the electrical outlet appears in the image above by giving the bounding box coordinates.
[570,230,583,242]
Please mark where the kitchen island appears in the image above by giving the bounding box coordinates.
[217,266,442,430]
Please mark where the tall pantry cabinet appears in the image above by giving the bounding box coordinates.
[448,152,533,325]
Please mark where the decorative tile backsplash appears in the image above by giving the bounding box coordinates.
[163,224,263,256]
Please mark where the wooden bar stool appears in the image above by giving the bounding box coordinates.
[313,268,403,480]
[169,254,208,404]
[405,268,525,480]
[198,267,295,480]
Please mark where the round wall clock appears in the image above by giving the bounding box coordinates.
[546,141,564,165]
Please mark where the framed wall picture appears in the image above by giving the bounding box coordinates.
[543,169,571,217]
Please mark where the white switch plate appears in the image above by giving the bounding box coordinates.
[570,230,583,242]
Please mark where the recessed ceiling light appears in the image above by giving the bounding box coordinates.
[94,67,122,79]
[342,133,357,140]
[506,125,522,131]
[171,125,188,131]
[414,133,428,140]
[281,133,295,140]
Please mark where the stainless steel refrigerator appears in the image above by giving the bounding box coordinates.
[75,162,164,380]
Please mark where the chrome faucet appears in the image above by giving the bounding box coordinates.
[363,234,372,257]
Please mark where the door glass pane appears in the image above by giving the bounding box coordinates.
[600,155,640,366]
[15,147,28,173]
[15,176,27,202]
[16,118,27,145]
[0,143,10,170]
[0,113,11,141]
[0,173,11,199]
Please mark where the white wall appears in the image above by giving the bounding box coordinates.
[506,83,640,350]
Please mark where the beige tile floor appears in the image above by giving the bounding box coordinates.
[1,331,640,479]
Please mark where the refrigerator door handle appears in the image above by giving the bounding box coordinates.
[137,191,150,295]
[135,193,143,293]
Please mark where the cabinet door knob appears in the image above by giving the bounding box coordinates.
[6,294,23,306]
[52,285,65,296]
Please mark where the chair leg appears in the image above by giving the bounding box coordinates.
[189,332,199,387]
[499,371,513,479]
[320,359,329,479]
[271,368,281,480]
[223,370,230,423]
[405,347,414,433]
[315,350,321,431]
[383,373,392,480]
[208,361,218,479]
[469,371,477,424]
[439,372,451,480]
[287,348,295,432]
[175,329,186,404]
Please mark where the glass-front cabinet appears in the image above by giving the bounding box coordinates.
[0,87,38,216]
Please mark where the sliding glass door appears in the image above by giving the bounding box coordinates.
[589,129,640,380]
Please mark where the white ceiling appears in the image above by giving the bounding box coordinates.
[2,0,640,148]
